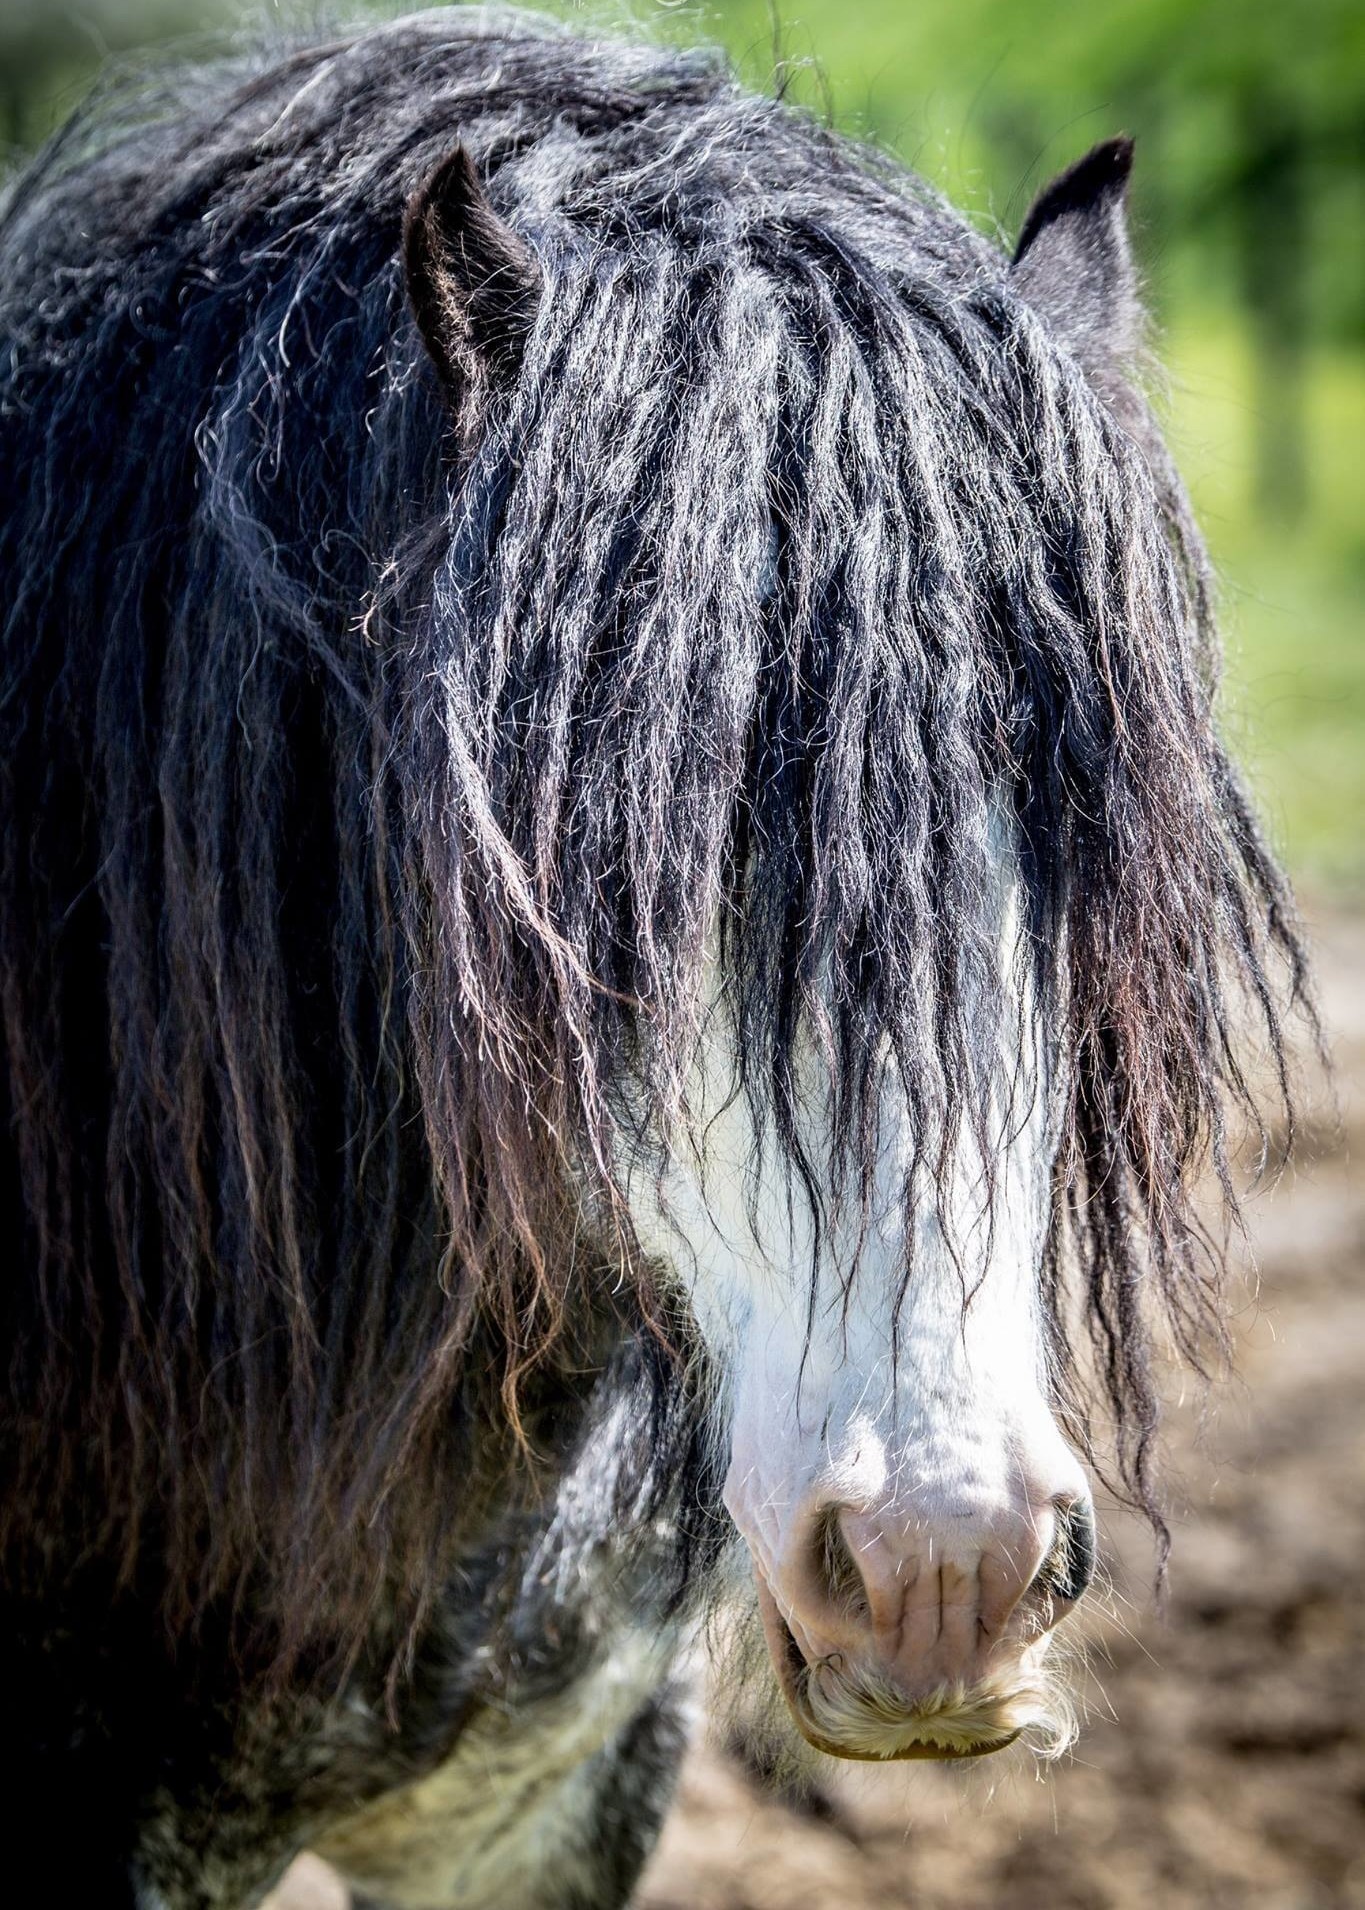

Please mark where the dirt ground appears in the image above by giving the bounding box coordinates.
[273,901,1365,1910]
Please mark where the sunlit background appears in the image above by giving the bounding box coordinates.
[4,0,1361,887]
[3,4,1361,1907]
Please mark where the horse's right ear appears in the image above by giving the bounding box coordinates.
[403,145,542,405]
[1011,137,1140,373]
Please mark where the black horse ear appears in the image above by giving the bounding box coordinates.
[403,145,541,404]
[1011,137,1139,369]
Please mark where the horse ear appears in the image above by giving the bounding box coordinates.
[403,144,541,405]
[1011,137,1140,370]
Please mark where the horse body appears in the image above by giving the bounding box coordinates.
[0,10,1300,1906]
[4,1321,703,1907]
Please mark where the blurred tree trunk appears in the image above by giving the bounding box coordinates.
[1238,88,1309,522]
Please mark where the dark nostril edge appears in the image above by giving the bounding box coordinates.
[817,1507,868,1620]
[1039,1499,1096,1605]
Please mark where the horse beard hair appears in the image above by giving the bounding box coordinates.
[695,1532,1081,1791]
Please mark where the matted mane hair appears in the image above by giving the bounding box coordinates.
[0,9,1304,1655]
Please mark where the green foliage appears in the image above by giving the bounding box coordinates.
[1168,324,1365,886]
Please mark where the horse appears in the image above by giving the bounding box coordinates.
[0,10,1304,1907]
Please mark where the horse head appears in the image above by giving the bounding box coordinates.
[396,115,1298,1765]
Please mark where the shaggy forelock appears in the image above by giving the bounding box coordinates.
[0,9,1304,1653]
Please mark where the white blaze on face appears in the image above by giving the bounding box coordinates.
[625,863,1091,1733]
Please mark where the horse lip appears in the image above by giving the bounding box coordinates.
[754,1573,1022,1764]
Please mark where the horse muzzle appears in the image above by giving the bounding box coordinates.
[740,1488,1096,1762]
[754,1573,1028,1761]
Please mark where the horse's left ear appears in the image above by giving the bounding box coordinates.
[403,144,542,406]
[1011,137,1140,370]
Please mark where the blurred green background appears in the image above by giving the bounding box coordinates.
[3,0,1361,888]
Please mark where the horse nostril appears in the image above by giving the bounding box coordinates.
[817,1507,868,1621]
[1038,1499,1097,1605]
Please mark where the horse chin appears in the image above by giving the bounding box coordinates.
[754,1576,1024,1764]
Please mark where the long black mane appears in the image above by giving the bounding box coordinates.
[0,9,1303,1658]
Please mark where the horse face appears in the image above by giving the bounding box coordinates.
[629,899,1093,1762]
